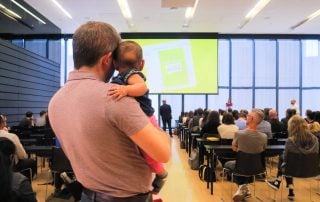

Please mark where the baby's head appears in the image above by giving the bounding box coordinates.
[113,40,144,71]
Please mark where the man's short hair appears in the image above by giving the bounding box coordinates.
[26,111,33,118]
[73,21,121,69]
[251,108,264,124]
[40,111,46,116]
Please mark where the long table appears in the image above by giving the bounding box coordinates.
[204,144,285,156]
[201,144,284,195]
[25,145,53,157]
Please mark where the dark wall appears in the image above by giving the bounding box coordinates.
[0,39,60,126]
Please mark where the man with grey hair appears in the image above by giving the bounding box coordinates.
[49,21,170,202]
[224,108,268,201]
[268,109,284,136]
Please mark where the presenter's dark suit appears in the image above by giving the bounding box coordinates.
[160,104,172,136]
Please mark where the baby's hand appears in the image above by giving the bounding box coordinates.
[108,85,128,101]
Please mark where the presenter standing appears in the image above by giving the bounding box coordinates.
[160,100,172,137]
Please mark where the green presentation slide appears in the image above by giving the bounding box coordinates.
[130,39,218,94]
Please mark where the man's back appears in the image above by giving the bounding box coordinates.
[49,71,151,197]
[160,104,171,120]
[233,129,267,153]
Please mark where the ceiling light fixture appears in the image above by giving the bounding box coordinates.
[51,0,72,19]
[117,0,134,27]
[183,0,199,27]
[239,0,271,29]
[291,8,320,30]
[11,0,46,24]
[185,0,199,19]
[0,3,21,19]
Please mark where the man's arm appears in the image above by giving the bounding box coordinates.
[108,74,147,101]
[130,122,171,163]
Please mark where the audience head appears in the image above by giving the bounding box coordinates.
[309,121,320,136]
[113,40,144,71]
[305,109,313,119]
[290,99,296,105]
[40,111,47,117]
[286,108,295,119]
[240,109,249,116]
[162,100,167,105]
[197,108,204,117]
[238,112,247,119]
[268,109,278,120]
[218,109,226,116]
[72,21,121,81]
[263,108,271,120]
[202,110,210,124]
[206,110,220,125]
[222,113,235,125]
[246,108,264,129]
[25,111,33,118]
[0,137,15,202]
[232,110,239,120]
[288,115,313,145]
[314,111,320,123]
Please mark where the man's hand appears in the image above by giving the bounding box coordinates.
[108,85,128,101]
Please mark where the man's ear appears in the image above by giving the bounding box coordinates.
[102,52,113,66]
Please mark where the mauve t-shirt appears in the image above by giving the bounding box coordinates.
[49,70,151,197]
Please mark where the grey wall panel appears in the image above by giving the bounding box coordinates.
[0,39,60,126]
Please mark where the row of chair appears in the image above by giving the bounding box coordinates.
[177,124,320,201]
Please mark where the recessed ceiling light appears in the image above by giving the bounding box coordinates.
[51,0,72,19]
[11,0,45,24]
[291,8,320,30]
[239,0,271,29]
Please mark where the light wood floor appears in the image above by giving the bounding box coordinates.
[32,136,320,202]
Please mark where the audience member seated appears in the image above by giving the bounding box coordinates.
[235,112,247,130]
[281,108,296,132]
[35,111,48,127]
[266,115,319,200]
[218,112,239,139]
[304,109,314,124]
[218,109,226,123]
[0,116,37,179]
[189,108,202,133]
[199,110,210,130]
[257,116,272,139]
[184,111,194,127]
[309,121,320,138]
[19,111,34,129]
[0,137,36,202]
[0,114,9,132]
[268,109,285,136]
[224,109,267,201]
[182,112,188,126]
[314,111,320,124]
[200,110,220,138]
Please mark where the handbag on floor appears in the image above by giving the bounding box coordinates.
[198,165,216,182]
[188,148,199,170]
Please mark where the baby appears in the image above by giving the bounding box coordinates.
[109,40,168,193]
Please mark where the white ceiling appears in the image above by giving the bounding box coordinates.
[25,0,320,34]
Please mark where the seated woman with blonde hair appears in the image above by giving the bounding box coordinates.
[266,115,319,200]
